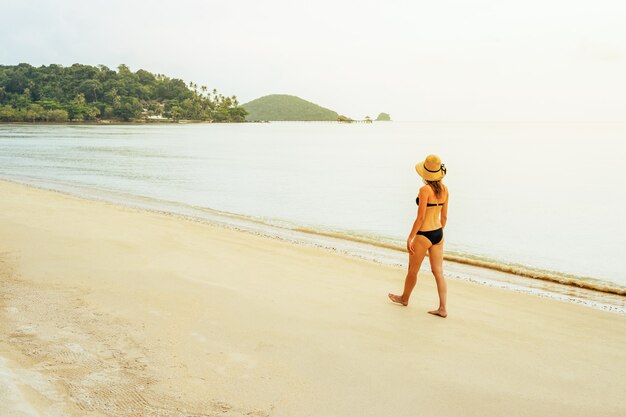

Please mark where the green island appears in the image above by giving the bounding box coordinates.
[242,95,390,123]
[242,94,338,121]
[376,112,391,121]
[0,63,247,123]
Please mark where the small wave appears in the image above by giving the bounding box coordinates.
[442,254,626,296]
[292,226,626,297]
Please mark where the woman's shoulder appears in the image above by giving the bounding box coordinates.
[419,184,433,194]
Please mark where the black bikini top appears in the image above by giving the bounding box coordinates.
[416,197,444,207]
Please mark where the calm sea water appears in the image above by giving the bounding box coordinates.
[1,122,625,291]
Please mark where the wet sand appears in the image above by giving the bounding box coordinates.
[1,180,625,417]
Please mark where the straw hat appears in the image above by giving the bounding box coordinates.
[415,154,446,181]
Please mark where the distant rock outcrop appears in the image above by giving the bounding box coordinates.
[242,94,338,121]
[375,112,391,121]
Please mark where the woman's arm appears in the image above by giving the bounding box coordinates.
[441,189,449,229]
[407,187,429,253]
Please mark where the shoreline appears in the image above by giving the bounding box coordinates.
[1,179,625,416]
[0,118,397,126]
[1,176,624,315]
[0,120,249,125]
[294,226,626,297]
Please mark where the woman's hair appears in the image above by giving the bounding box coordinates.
[426,180,443,198]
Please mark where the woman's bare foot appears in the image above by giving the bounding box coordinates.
[428,308,447,318]
[388,293,408,306]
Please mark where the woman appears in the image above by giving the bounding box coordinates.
[388,154,448,318]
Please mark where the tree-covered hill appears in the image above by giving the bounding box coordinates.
[0,63,247,122]
[241,94,338,121]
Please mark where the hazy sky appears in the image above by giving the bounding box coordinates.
[2,0,625,121]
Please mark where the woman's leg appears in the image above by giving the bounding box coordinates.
[388,236,430,306]
[427,241,447,317]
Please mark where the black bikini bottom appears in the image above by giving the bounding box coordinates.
[416,228,443,245]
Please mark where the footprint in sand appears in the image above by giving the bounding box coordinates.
[190,332,207,343]
[5,306,18,315]
[228,352,257,370]
[66,343,86,354]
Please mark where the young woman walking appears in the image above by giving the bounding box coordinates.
[388,154,449,318]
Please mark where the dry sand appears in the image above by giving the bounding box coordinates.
[0,179,625,417]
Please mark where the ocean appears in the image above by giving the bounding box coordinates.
[1,122,625,310]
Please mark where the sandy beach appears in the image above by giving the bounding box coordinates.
[1,179,625,417]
